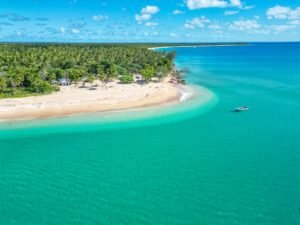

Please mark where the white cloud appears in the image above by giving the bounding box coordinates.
[92,15,108,21]
[267,5,300,20]
[71,28,80,34]
[229,19,261,31]
[289,20,300,25]
[230,0,241,7]
[243,5,255,10]
[208,22,222,29]
[184,16,210,29]
[185,0,241,9]
[145,22,159,26]
[135,14,151,23]
[60,27,65,33]
[135,5,160,24]
[224,10,239,15]
[267,6,291,19]
[170,33,177,37]
[143,31,158,36]
[173,10,185,15]
[141,6,160,14]
[270,24,296,33]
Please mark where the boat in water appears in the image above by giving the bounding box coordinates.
[234,106,249,112]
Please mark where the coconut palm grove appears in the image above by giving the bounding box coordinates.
[0,44,176,98]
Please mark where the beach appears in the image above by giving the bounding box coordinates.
[0,79,185,121]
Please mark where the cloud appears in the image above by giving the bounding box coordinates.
[229,19,261,31]
[184,16,210,29]
[185,0,241,9]
[135,5,160,24]
[92,15,108,21]
[60,27,66,33]
[224,10,239,15]
[289,20,300,25]
[242,5,255,10]
[267,5,300,20]
[228,18,297,35]
[173,10,185,15]
[141,6,160,14]
[270,25,296,33]
[46,19,86,36]
[135,14,151,23]
[208,22,222,29]
[145,22,159,26]
[143,31,158,37]
[230,0,241,7]
[69,18,87,29]
[71,28,80,34]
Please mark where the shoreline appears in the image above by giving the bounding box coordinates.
[148,44,246,50]
[0,79,191,122]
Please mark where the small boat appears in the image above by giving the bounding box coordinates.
[234,106,249,112]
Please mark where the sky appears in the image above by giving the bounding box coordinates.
[0,0,299,42]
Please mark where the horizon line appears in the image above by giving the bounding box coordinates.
[0,41,299,44]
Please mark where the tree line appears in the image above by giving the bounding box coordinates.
[0,44,176,98]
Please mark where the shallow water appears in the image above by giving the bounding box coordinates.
[1,43,299,225]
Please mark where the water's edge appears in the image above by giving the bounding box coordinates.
[0,84,218,139]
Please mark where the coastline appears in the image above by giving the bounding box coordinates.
[148,44,246,50]
[0,45,219,123]
[0,79,190,122]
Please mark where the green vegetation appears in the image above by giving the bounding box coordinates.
[120,74,134,84]
[0,44,175,98]
[140,65,155,82]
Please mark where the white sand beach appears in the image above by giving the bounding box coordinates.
[0,79,187,121]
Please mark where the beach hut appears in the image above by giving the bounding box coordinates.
[58,78,71,86]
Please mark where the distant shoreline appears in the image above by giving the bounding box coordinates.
[149,43,247,50]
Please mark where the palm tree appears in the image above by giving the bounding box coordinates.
[0,43,177,96]
[7,68,24,93]
[0,76,7,91]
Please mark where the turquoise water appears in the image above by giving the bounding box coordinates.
[1,43,300,224]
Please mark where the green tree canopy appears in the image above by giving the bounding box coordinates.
[0,43,176,98]
[120,74,134,84]
[0,76,7,91]
[140,65,155,82]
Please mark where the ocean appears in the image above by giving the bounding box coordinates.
[0,43,299,225]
